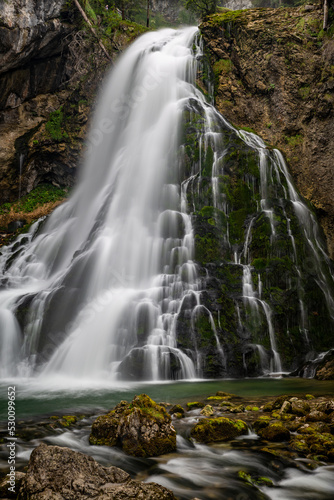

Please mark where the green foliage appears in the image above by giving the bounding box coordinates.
[45,108,69,142]
[185,0,218,18]
[284,134,303,147]
[0,185,68,217]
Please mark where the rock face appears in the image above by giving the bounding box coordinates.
[18,442,176,499]
[200,6,334,259]
[0,1,145,207]
[151,0,182,23]
[89,394,177,457]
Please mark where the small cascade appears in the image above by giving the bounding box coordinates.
[18,153,24,201]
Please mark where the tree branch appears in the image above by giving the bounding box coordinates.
[73,0,112,62]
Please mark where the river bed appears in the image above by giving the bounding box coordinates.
[0,378,334,499]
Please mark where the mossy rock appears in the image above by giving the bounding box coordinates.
[216,391,236,398]
[207,396,224,401]
[190,417,248,443]
[187,402,206,410]
[229,404,245,413]
[201,405,215,416]
[89,394,176,458]
[253,416,272,433]
[59,415,78,427]
[290,400,310,416]
[258,423,290,442]
[169,404,185,417]
[245,406,259,411]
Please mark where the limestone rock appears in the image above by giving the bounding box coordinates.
[18,443,176,499]
[89,394,176,457]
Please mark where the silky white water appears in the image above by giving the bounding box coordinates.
[0,27,205,381]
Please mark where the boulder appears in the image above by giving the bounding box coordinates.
[290,399,310,417]
[258,423,290,442]
[0,472,25,499]
[190,417,248,443]
[200,405,215,416]
[253,416,272,433]
[169,404,184,417]
[89,394,176,457]
[18,443,176,499]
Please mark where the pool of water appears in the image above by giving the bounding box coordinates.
[0,377,332,421]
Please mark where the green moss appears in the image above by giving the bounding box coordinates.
[190,417,248,443]
[207,396,224,400]
[299,85,310,99]
[187,401,206,409]
[284,134,303,147]
[213,58,232,76]
[45,107,69,142]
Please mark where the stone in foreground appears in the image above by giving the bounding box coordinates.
[89,394,176,457]
[190,417,248,443]
[18,443,176,499]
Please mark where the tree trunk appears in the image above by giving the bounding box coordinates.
[323,0,329,30]
[147,0,150,28]
[73,0,112,62]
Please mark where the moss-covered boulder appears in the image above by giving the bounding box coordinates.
[186,401,205,410]
[169,404,185,417]
[201,405,215,416]
[290,399,310,416]
[89,394,176,458]
[190,417,248,443]
[253,416,272,433]
[289,431,334,461]
[258,423,290,442]
[306,410,329,423]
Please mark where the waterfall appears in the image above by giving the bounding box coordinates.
[0,26,333,382]
[0,27,203,382]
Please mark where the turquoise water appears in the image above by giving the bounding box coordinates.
[0,377,333,421]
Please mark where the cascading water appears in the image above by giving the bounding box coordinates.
[0,27,334,382]
[0,27,207,382]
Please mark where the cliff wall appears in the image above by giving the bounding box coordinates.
[201,5,334,258]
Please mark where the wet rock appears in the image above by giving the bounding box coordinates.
[229,404,245,413]
[253,416,272,432]
[289,431,334,460]
[190,417,248,443]
[18,443,176,499]
[306,410,329,423]
[280,401,292,414]
[186,402,205,410]
[315,400,334,414]
[200,405,215,416]
[0,472,25,499]
[201,8,334,260]
[7,220,26,232]
[258,423,290,442]
[89,394,176,458]
[290,399,310,417]
[216,391,235,398]
[169,404,185,417]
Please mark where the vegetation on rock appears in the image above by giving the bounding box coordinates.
[89,394,177,457]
